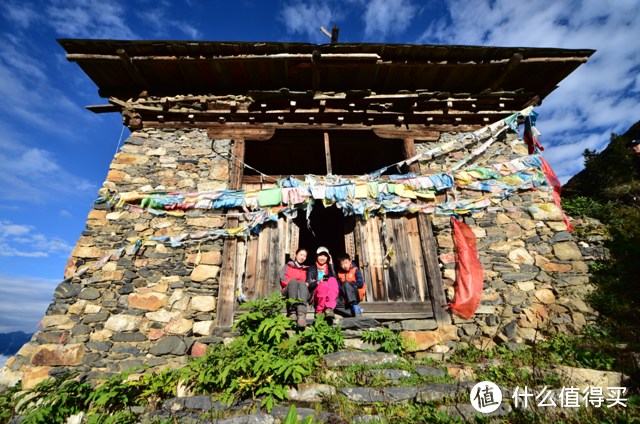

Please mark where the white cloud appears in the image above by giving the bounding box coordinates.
[142,7,202,40]
[59,210,73,218]
[280,1,340,43]
[417,0,640,183]
[45,0,137,39]
[363,0,418,40]
[0,274,59,333]
[0,220,74,258]
[3,3,37,29]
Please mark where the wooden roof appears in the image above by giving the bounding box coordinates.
[59,39,594,103]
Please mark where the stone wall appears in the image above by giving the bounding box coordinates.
[1,128,235,390]
[0,126,604,390]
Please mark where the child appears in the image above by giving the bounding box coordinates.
[307,246,338,318]
[336,253,365,315]
[280,248,309,329]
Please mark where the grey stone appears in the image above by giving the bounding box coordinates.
[519,264,539,273]
[87,341,112,352]
[7,356,29,372]
[54,283,82,299]
[287,384,337,403]
[369,369,413,382]
[340,317,381,330]
[549,231,572,244]
[82,352,102,365]
[198,336,224,344]
[401,319,438,331]
[501,321,517,340]
[339,386,418,404]
[119,359,145,371]
[111,332,147,342]
[147,357,168,366]
[71,325,91,336]
[81,313,110,324]
[504,342,530,352]
[352,415,381,423]
[78,288,101,300]
[150,336,194,356]
[438,403,512,419]
[111,345,140,355]
[46,303,69,315]
[216,414,275,424]
[501,273,537,282]
[415,383,472,403]
[270,407,316,421]
[118,284,134,295]
[486,315,499,326]
[414,366,446,378]
[323,351,398,367]
[462,324,478,336]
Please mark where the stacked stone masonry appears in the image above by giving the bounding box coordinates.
[0,126,605,391]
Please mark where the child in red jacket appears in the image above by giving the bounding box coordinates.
[280,248,309,329]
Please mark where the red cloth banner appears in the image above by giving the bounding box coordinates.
[449,217,484,319]
[540,157,575,232]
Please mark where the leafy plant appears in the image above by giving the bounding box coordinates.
[282,405,314,424]
[296,314,344,356]
[360,329,413,356]
[0,381,21,424]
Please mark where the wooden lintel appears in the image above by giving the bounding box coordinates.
[206,125,275,141]
[67,52,380,63]
[489,53,523,92]
[374,128,439,140]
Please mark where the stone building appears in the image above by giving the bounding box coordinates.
[0,39,601,390]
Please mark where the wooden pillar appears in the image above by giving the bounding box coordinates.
[417,215,452,325]
[324,132,333,174]
[216,138,245,331]
[403,138,420,174]
[312,50,321,92]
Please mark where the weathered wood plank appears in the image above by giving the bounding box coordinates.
[402,138,421,174]
[393,216,420,302]
[266,219,284,296]
[406,215,429,302]
[324,132,332,174]
[417,214,452,325]
[254,223,272,298]
[207,126,275,141]
[356,217,373,302]
[243,236,259,302]
[367,217,387,302]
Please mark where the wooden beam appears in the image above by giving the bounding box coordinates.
[312,50,321,92]
[403,139,420,174]
[144,121,483,132]
[324,132,332,174]
[116,49,151,89]
[85,104,119,114]
[331,26,339,44]
[206,125,275,141]
[417,214,452,326]
[489,53,523,92]
[67,52,380,63]
[216,138,245,330]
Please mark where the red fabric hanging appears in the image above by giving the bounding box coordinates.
[449,217,484,319]
[540,157,574,232]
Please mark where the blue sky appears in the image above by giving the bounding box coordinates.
[0,0,638,333]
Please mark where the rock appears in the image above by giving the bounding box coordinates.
[111,332,147,342]
[191,342,207,358]
[401,319,438,331]
[344,339,381,351]
[501,272,537,282]
[187,251,222,265]
[486,315,499,326]
[553,242,582,261]
[508,248,534,265]
[150,336,193,356]
[22,366,53,390]
[501,321,517,340]
[339,386,418,404]
[352,415,381,423]
[71,246,101,258]
[572,312,587,327]
[340,317,380,329]
[414,366,446,378]
[85,304,102,314]
[530,204,564,221]
[445,365,476,381]
[190,296,216,312]
[41,315,74,329]
[504,342,530,352]
[415,383,472,402]
[185,217,225,228]
[87,341,112,352]
[31,343,84,366]
[105,315,141,332]
[438,403,512,419]
[192,321,215,336]
[54,282,83,299]
[90,330,113,342]
[369,369,413,382]
[287,383,337,403]
[146,310,181,323]
[549,231,572,244]
[401,325,458,352]
[545,262,572,273]
[165,319,193,334]
[323,351,398,367]
[190,265,220,282]
[0,366,22,388]
[537,365,630,391]
[270,407,316,422]
[216,414,274,424]
[128,293,168,311]
[534,289,556,304]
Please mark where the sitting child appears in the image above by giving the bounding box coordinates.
[336,253,365,315]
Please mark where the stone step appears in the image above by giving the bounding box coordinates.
[323,351,398,367]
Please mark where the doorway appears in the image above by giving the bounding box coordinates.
[294,201,346,266]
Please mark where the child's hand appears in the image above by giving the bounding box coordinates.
[328,254,333,264]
